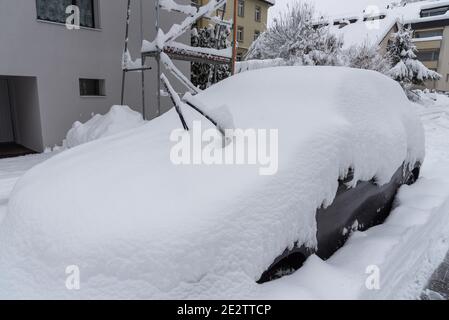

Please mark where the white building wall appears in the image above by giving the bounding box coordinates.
[0,0,190,151]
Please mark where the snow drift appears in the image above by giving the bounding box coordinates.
[65,105,145,148]
[0,67,424,299]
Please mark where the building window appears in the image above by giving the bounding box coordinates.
[36,0,96,28]
[254,30,260,41]
[236,53,243,61]
[446,74,449,82]
[416,49,440,62]
[420,6,449,18]
[238,0,245,17]
[415,29,444,38]
[79,79,105,96]
[255,6,261,22]
[237,26,244,42]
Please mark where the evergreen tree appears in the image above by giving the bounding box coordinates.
[387,25,441,88]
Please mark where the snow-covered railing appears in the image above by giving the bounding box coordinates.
[142,0,227,53]
[235,58,286,74]
[142,41,232,64]
[160,52,200,94]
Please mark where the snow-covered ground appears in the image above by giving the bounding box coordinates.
[0,67,425,299]
[0,153,54,224]
[0,87,448,299]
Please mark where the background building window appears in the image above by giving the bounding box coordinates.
[36,0,96,28]
[238,0,245,17]
[254,30,260,41]
[255,6,261,22]
[415,29,444,38]
[416,49,440,61]
[79,79,105,96]
[420,6,449,18]
[237,26,244,42]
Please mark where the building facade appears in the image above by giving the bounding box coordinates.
[194,0,273,59]
[0,0,189,152]
[325,0,449,93]
[409,3,449,91]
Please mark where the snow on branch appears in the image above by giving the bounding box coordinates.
[160,74,189,130]
[122,49,143,70]
[142,0,227,52]
[159,0,197,16]
[160,52,200,94]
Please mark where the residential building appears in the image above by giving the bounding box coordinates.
[323,0,449,92]
[0,0,189,153]
[193,0,274,59]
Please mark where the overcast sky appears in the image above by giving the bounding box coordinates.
[268,0,396,23]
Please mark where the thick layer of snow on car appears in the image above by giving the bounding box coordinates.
[258,92,449,300]
[0,67,424,299]
[64,105,145,148]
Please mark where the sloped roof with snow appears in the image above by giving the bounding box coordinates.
[323,0,449,49]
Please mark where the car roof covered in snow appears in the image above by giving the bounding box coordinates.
[0,67,424,299]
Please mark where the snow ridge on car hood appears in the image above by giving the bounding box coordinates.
[0,67,424,299]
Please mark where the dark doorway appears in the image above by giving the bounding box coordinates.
[0,77,42,158]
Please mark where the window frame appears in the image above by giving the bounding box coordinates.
[79,78,106,97]
[237,26,244,42]
[420,6,449,18]
[254,30,260,41]
[255,6,261,22]
[414,29,444,38]
[35,0,99,29]
[237,0,245,18]
[416,49,440,62]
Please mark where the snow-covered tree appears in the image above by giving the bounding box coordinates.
[347,41,391,75]
[246,3,344,66]
[387,25,441,88]
[191,25,231,89]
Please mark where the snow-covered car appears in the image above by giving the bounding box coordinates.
[0,67,424,299]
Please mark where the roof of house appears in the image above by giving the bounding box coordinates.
[319,0,449,49]
[260,0,275,6]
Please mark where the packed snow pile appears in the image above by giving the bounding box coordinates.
[0,67,424,299]
[65,105,145,149]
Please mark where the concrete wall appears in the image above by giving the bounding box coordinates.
[0,0,190,151]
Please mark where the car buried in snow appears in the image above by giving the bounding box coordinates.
[0,67,425,298]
